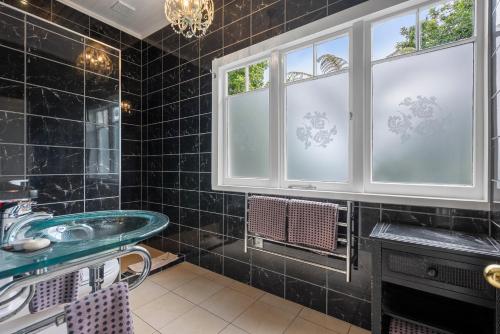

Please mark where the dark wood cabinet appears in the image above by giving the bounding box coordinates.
[371,229,499,334]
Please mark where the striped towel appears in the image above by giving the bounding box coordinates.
[288,199,338,251]
[65,282,134,334]
[389,318,438,334]
[248,196,288,241]
[29,272,79,313]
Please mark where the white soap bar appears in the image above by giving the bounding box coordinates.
[9,239,32,251]
[23,238,51,251]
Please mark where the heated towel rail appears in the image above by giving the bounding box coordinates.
[243,194,355,282]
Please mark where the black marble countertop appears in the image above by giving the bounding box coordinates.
[370,222,500,258]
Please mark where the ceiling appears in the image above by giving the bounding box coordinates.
[58,0,168,39]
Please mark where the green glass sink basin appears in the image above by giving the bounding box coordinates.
[0,210,169,280]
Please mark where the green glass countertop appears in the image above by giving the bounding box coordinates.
[0,210,169,280]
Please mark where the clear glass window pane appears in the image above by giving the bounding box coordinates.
[420,0,474,49]
[316,36,349,75]
[286,47,313,82]
[286,74,349,182]
[372,43,474,185]
[372,12,417,61]
[228,89,269,178]
[249,60,269,90]
[227,68,246,95]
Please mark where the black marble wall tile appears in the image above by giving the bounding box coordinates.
[200,250,223,273]
[85,174,119,199]
[0,11,24,50]
[27,85,84,121]
[86,196,119,211]
[285,0,326,22]
[251,266,285,297]
[0,45,24,81]
[0,78,24,113]
[26,23,84,66]
[51,1,89,28]
[89,17,120,41]
[252,1,284,35]
[27,115,84,147]
[36,200,84,215]
[26,146,83,175]
[224,257,251,283]
[327,290,371,329]
[286,277,327,312]
[85,72,119,102]
[27,55,84,94]
[29,174,84,204]
[0,143,23,175]
[4,0,50,19]
[0,110,24,143]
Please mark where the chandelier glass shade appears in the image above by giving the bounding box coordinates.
[77,43,114,77]
[164,0,214,38]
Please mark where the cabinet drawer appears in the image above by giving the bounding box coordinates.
[382,249,494,300]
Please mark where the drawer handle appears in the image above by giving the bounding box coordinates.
[484,264,500,289]
[426,268,438,278]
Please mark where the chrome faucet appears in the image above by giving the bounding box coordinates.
[0,199,53,245]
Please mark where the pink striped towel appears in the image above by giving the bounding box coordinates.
[248,196,288,241]
[288,199,338,251]
[389,318,438,334]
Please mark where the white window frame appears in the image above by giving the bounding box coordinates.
[364,0,486,201]
[212,0,490,210]
[222,56,277,188]
[281,30,356,192]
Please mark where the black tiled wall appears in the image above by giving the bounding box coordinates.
[0,0,143,213]
[140,0,492,330]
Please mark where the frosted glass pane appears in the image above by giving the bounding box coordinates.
[372,12,416,61]
[316,36,349,75]
[286,47,313,82]
[228,89,269,178]
[372,43,474,185]
[286,74,349,182]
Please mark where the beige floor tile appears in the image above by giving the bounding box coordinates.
[259,293,303,316]
[130,279,169,310]
[200,287,255,321]
[158,306,228,334]
[285,318,339,334]
[173,276,224,304]
[233,300,297,334]
[299,308,351,334]
[134,292,195,330]
[348,325,371,334]
[229,281,265,300]
[220,325,250,334]
[177,262,212,275]
[133,313,157,334]
[148,265,198,290]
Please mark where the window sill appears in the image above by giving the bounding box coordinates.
[212,184,490,211]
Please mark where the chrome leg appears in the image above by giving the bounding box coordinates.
[89,264,105,293]
[0,285,35,323]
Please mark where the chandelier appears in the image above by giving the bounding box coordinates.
[164,0,214,38]
[121,100,132,114]
[77,43,114,77]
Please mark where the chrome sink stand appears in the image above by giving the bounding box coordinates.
[0,245,152,333]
